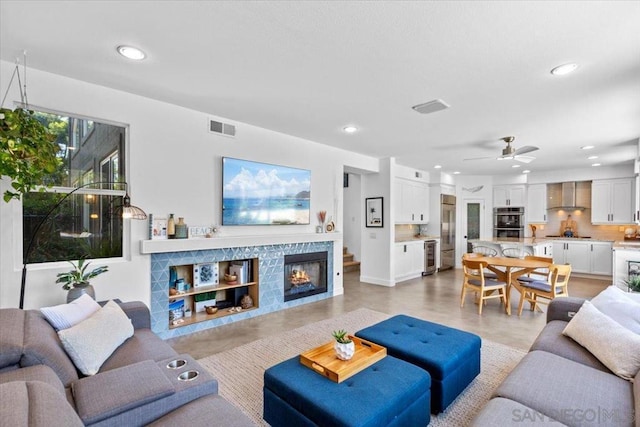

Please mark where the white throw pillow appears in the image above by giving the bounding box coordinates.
[58,300,134,376]
[40,294,101,330]
[563,300,640,380]
[590,286,640,334]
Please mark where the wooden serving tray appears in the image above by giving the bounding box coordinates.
[299,335,386,383]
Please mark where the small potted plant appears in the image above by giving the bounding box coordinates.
[623,275,640,293]
[332,329,355,361]
[56,259,108,302]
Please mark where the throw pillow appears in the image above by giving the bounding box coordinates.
[40,294,101,330]
[563,300,640,380]
[590,286,640,334]
[58,300,134,376]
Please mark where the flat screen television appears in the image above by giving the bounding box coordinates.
[222,157,311,225]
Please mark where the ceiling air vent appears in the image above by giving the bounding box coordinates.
[412,99,450,115]
[209,119,236,137]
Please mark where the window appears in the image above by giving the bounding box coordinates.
[22,111,127,264]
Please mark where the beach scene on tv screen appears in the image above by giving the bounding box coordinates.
[223,158,311,225]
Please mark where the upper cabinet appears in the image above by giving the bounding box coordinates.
[591,178,634,224]
[494,185,526,207]
[527,184,547,223]
[395,178,429,224]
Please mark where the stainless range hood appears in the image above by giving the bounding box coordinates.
[547,182,588,210]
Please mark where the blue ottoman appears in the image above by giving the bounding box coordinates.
[263,355,431,427]
[356,315,481,413]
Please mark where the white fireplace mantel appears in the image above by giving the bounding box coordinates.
[140,232,343,254]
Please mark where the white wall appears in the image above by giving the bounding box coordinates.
[343,173,362,262]
[360,158,394,286]
[0,60,378,309]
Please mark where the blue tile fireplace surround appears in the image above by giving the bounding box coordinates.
[150,241,334,339]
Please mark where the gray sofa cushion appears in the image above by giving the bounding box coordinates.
[529,320,609,373]
[0,308,25,368]
[495,351,634,427]
[635,373,640,427]
[99,329,177,373]
[146,394,256,427]
[21,311,79,386]
[0,381,83,427]
[471,397,567,426]
[0,364,65,395]
[72,360,174,425]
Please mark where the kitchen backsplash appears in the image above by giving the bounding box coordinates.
[395,224,421,240]
[529,208,635,240]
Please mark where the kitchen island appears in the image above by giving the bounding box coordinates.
[469,238,553,258]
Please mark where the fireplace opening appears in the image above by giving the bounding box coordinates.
[284,251,328,302]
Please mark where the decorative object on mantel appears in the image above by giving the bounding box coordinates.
[19,181,146,309]
[56,259,108,303]
[175,217,188,239]
[0,53,61,203]
[365,197,383,228]
[326,219,335,232]
[317,210,327,233]
[167,214,176,239]
[332,329,355,361]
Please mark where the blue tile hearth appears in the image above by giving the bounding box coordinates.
[150,241,334,339]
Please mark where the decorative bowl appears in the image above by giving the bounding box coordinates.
[224,273,237,282]
[205,306,218,315]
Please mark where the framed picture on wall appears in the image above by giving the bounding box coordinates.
[365,197,383,228]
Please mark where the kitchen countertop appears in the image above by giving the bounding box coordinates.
[471,237,615,245]
[613,241,640,251]
[395,235,440,243]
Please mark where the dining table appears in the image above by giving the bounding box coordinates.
[474,256,552,315]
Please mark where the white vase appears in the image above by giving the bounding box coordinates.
[334,341,355,361]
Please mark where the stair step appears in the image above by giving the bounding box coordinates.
[343,246,348,255]
[343,253,354,262]
[343,260,361,268]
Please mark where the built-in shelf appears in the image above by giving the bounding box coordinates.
[141,232,343,254]
[169,306,259,329]
[170,281,258,298]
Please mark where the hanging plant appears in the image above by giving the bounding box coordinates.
[0,107,61,202]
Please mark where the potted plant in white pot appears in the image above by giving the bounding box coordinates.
[623,275,640,293]
[332,329,355,361]
[56,259,108,302]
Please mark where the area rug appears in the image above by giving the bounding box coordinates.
[198,308,526,426]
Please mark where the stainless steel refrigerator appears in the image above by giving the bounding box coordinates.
[440,195,456,270]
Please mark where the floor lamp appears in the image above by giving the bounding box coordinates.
[19,181,147,309]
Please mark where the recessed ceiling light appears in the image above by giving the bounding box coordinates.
[512,164,521,168]
[587,155,598,160]
[581,145,595,150]
[343,126,358,134]
[592,163,601,167]
[453,171,461,175]
[550,63,578,76]
[117,45,146,60]
[522,170,531,174]
[434,165,442,169]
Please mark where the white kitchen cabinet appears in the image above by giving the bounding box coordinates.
[589,242,613,275]
[591,178,633,224]
[527,184,547,223]
[395,178,429,224]
[553,240,612,275]
[532,242,553,257]
[553,240,590,273]
[494,185,526,207]
[394,241,425,282]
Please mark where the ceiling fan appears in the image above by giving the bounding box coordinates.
[464,136,539,163]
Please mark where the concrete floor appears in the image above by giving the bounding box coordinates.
[168,268,610,359]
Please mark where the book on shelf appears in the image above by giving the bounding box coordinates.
[229,260,251,284]
[150,214,168,240]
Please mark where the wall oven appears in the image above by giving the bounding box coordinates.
[494,207,524,239]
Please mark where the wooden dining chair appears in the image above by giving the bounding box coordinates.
[462,252,498,280]
[517,263,572,316]
[517,255,553,284]
[461,259,508,315]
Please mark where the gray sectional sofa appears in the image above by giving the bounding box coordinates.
[472,296,638,426]
[0,301,255,426]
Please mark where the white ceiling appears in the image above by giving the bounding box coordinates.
[1,1,639,176]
